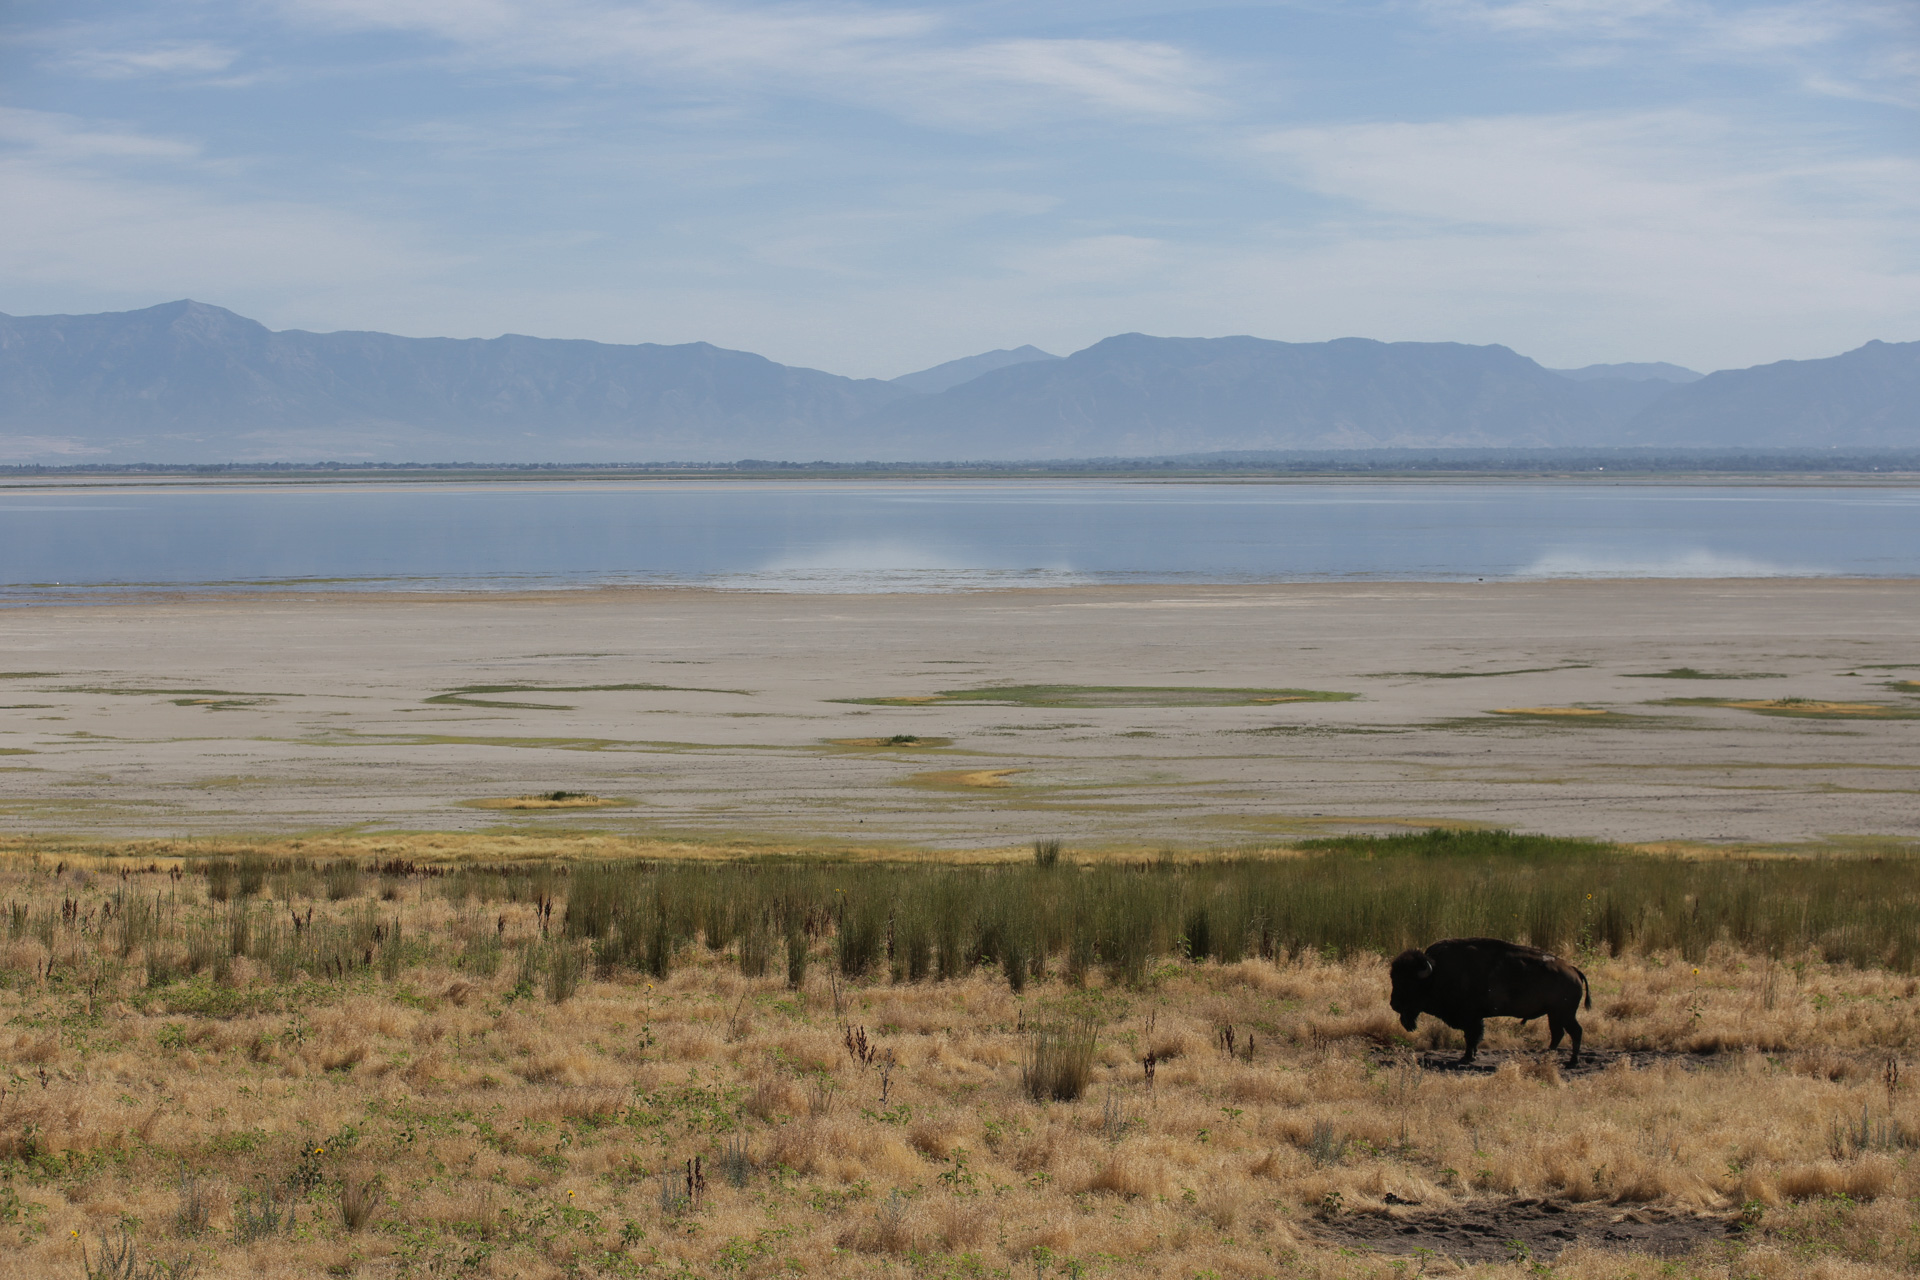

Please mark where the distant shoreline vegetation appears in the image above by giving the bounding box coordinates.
[4,448,1920,481]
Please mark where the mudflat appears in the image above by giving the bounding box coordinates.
[0,578,1914,846]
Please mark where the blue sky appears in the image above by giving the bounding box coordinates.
[2,0,1915,377]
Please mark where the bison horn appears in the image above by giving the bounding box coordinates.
[1414,954,1433,978]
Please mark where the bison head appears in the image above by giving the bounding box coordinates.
[1387,948,1434,1032]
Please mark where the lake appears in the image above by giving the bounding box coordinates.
[2,479,1917,598]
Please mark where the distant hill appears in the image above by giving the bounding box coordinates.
[0,302,1913,462]
[890,345,1058,394]
[0,300,910,462]
[858,333,1651,456]
[1551,362,1701,383]
[1623,340,1920,449]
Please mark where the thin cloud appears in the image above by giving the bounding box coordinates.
[0,111,443,299]
[0,107,201,161]
[279,0,1220,124]
[1240,110,1920,361]
[1426,0,1920,105]
[58,39,240,79]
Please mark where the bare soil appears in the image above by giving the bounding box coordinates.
[1376,1045,1733,1078]
[1,578,1916,845]
[1317,1196,1741,1263]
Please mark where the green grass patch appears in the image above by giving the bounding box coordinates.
[0,672,57,680]
[60,685,289,697]
[1376,666,1586,679]
[1628,667,1784,680]
[425,682,751,710]
[0,748,35,756]
[836,684,1357,709]
[1298,827,1617,860]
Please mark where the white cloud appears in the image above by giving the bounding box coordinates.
[0,107,200,161]
[278,0,1218,125]
[1426,0,1920,105]
[59,40,240,79]
[0,111,443,302]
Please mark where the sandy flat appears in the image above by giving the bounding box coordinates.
[0,579,1915,846]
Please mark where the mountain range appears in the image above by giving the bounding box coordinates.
[0,301,1912,463]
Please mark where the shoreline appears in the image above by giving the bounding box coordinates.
[2,577,1915,846]
[4,573,1917,609]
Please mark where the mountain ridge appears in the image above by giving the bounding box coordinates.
[1,301,1913,462]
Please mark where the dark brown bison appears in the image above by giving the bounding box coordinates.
[1389,937,1591,1065]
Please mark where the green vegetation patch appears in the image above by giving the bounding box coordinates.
[301,732,646,752]
[60,685,291,698]
[1299,827,1617,860]
[1377,666,1586,679]
[837,684,1357,709]
[425,682,751,710]
[1658,697,1920,720]
[0,748,36,756]
[1628,667,1784,680]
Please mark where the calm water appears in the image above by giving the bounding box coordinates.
[2,480,1917,597]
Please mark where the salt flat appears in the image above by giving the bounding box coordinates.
[1,579,1914,846]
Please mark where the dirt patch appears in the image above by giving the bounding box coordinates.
[460,793,629,810]
[826,736,953,749]
[900,769,1022,790]
[1317,1197,1737,1264]
[1370,1047,1728,1078]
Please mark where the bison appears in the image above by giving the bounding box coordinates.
[1389,937,1591,1066]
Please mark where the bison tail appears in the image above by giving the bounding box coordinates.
[1578,966,1591,1010]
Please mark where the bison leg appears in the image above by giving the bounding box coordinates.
[1459,1018,1484,1064]
[1546,1012,1566,1052]
[1565,1012,1583,1066]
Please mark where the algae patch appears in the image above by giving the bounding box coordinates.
[1378,666,1586,679]
[839,684,1356,709]
[425,682,751,710]
[1628,668,1783,680]
[1490,707,1612,717]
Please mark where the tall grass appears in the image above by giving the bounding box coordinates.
[13,831,1920,1001]
[1022,1014,1098,1102]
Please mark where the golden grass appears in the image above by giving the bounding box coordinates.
[1660,696,1920,719]
[0,862,1918,1278]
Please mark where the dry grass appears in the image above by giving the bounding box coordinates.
[1,856,1919,1278]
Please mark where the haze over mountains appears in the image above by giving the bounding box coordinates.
[0,301,1913,463]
